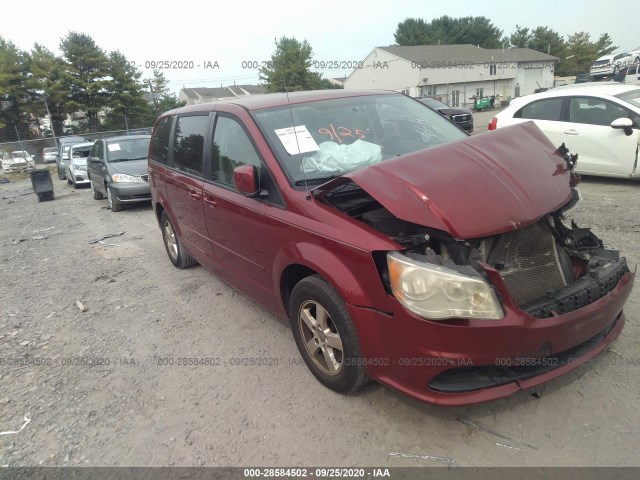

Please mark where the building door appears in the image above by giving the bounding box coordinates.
[451,90,460,107]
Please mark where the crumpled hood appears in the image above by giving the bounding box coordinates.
[109,159,148,176]
[315,122,572,239]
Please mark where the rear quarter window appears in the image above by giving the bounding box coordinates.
[516,98,563,121]
[173,115,208,176]
[150,116,173,164]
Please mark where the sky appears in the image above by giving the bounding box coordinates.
[2,0,638,95]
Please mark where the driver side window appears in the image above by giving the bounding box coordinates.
[211,116,261,187]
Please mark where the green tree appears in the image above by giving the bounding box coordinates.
[560,32,618,75]
[102,51,151,131]
[60,32,110,132]
[528,26,566,57]
[259,36,336,92]
[29,43,70,137]
[394,16,503,48]
[394,18,430,46]
[509,25,532,48]
[149,70,185,113]
[0,37,32,141]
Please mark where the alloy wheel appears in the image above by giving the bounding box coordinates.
[298,300,344,376]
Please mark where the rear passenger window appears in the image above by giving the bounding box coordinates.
[517,98,563,121]
[211,116,261,187]
[150,116,173,164]
[173,115,208,176]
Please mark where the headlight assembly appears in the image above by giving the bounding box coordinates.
[111,173,140,183]
[387,251,503,320]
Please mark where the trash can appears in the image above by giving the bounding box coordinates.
[30,168,55,202]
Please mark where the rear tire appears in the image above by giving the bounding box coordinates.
[90,179,103,200]
[160,211,197,268]
[289,275,367,394]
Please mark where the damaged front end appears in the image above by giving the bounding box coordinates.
[319,180,630,321]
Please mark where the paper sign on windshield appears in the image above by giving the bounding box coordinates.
[107,144,121,152]
[274,125,319,155]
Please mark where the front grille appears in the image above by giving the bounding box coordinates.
[452,114,471,123]
[483,221,567,305]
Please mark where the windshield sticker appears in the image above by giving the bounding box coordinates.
[107,144,121,152]
[274,125,319,155]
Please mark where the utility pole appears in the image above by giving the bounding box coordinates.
[44,97,57,144]
[147,79,159,113]
[14,125,25,152]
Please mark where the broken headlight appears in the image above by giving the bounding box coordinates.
[387,252,503,320]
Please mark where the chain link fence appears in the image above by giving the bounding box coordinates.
[0,128,152,164]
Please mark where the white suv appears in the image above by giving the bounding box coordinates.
[590,52,639,78]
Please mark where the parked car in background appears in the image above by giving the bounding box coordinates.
[42,147,59,163]
[418,97,474,132]
[57,135,89,180]
[574,73,592,84]
[87,135,151,212]
[590,52,639,79]
[1,151,36,173]
[64,142,93,188]
[488,84,640,179]
[148,89,634,405]
[626,63,640,85]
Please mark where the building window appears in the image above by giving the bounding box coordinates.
[489,64,497,75]
[420,85,436,97]
[476,88,484,98]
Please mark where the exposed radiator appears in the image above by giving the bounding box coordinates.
[482,221,568,306]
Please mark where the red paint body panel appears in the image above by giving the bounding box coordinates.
[349,271,633,406]
[343,122,572,238]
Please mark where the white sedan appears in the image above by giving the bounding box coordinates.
[488,83,640,179]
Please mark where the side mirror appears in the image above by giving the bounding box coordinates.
[610,117,634,136]
[233,164,265,197]
[88,156,101,163]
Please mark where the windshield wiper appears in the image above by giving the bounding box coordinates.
[294,174,342,186]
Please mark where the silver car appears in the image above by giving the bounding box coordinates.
[64,142,93,188]
[2,151,36,173]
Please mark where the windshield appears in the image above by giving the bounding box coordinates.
[252,94,467,185]
[615,89,640,109]
[105,138,150,162]
[420,98,449,109]
[11,152,28,159]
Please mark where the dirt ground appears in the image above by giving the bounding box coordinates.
[1,149,639,468]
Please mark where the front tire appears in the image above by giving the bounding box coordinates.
[160,211,197,268]
[107,186,123,212]
[289,275,367,394]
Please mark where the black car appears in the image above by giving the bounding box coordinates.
[418,97,473,133]
[87,135,151,212]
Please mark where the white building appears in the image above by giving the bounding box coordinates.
[344,45,559,108]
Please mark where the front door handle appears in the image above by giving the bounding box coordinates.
[564,129,579,135]
[203,196,218,207]
[188,191,201,200]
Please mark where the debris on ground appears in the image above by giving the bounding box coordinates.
[75,300,88,312]
[88,232,125,244]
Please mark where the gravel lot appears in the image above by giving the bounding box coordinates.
[1,133,639,468]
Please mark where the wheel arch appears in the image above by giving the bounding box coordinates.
[276,242,391,316]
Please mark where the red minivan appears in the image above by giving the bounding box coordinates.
[148,90,634,405]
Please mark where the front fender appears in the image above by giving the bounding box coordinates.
[273,241,392,314]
